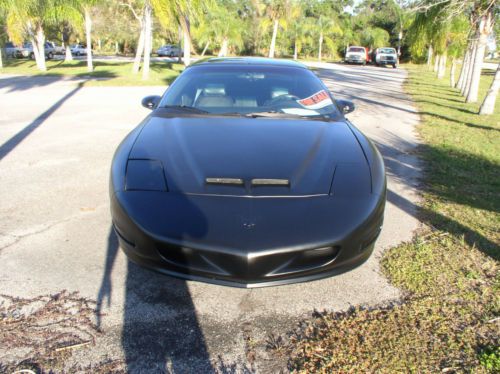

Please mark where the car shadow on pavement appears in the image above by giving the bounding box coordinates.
[96,227,214,372]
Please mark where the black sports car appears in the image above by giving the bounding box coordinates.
[110,57,386,288]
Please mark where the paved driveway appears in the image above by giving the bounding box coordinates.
[0,63,421,372]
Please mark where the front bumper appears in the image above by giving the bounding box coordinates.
[111,190,385,288]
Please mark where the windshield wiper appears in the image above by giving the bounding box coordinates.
[161,105,209,114]
[244,111,333,121]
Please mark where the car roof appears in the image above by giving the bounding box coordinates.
[190,57,307,69]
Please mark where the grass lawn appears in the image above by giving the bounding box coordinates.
[279,66,500,372]
[0,58,184,86]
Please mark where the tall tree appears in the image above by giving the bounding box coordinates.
[264,0,288,58]
[479,63,500,115]
[80,0,101,72]
[152,0,203,66]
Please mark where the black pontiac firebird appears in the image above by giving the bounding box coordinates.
[110,57,386,288]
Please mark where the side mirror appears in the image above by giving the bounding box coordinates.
[336,99,355,115]
[141,95,161,110]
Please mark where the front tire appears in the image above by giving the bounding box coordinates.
[392,64,397,69]
[29,52,35,60]
[47,52,53,59]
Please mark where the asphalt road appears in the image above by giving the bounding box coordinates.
[0,62,421,372]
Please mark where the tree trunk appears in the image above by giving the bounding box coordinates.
[437,51,447,79]
[433,54,440,73]
[218,37,228,57]
[132,20,145,74]
[268,19,278,58]
[65,45,73,62]
[97,38,101,51]
[450,58,456,87]
[201,40,210,57]
[466,13,492,103]
[427,45,433,69]
[293,38,298,60]
[179,15,191,66]
[62,23,73,62]
[318,31,323,62]
[463,41,477,97]
[115,41,119,54]
[142,2,152,80]
[479,63,500,115]
[35,25,47,71]
[456,47,470,90]
[0,48,3,69]
[84,7,93,72]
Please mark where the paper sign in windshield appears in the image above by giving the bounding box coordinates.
[297,90,333,110]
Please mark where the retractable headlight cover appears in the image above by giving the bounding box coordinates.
[125,159,168,191]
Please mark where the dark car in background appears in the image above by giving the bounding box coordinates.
[110,57,386,288]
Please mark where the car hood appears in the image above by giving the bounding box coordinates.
[128,114,369,196]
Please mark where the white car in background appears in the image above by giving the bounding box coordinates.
[70,44,88,56]
[156,45,181,57]
[345,46,368,65]
[374,47,398,68]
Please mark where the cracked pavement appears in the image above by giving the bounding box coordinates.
[0,62,421,372]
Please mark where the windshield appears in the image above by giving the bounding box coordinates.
[159,65,340,118]
[348,47,365,53]
[380,48,396,54]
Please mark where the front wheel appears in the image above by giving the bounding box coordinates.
[392,64,397,69]
[47,52,53,59]
[29,52,35,60]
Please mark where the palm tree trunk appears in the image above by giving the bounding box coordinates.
[0,48,3,69]
[218,37,228,57]
[179,15,191,66]
[456,47,470,90]
[133,20,145,74]
[479,63,500,115]
[268,19,278,58]
[115,41,119,54]
[64,45,73,62]
[201,41,210,57]
[462,41,477,97]
[35,25,47,71]
[318,31,323,62]
[84,7,93,72]
[427,45,433,69]
[142,2,152,80]
[450,58,456,87]
[433,54,440,73]
[466,13,491,103]
[293,38,298,60]
[437,51,447,79]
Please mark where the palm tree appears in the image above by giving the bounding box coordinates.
[466,10,493,103]
[2,0,70,71]
[80,0,101,72]
[151,0,203,66]
[479,63,500,115]
[264,0,288,58]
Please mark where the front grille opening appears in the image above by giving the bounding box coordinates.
[267,246,340,276]
[156,242,229,275]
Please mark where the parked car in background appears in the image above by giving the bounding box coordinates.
[70,44,88,56]
[20,42,55,59]
[345,46,368,65]
[373,47,398,68]
[47,41,65,55]
[3,42,21,58]
[156,45,181,57]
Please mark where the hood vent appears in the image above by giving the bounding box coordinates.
[251,178,289,187]
[206,177,244,185]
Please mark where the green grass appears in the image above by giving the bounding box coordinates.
[279,66,500,372]
[0,58,184,86]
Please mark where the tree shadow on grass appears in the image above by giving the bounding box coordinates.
[375,134,499,261]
